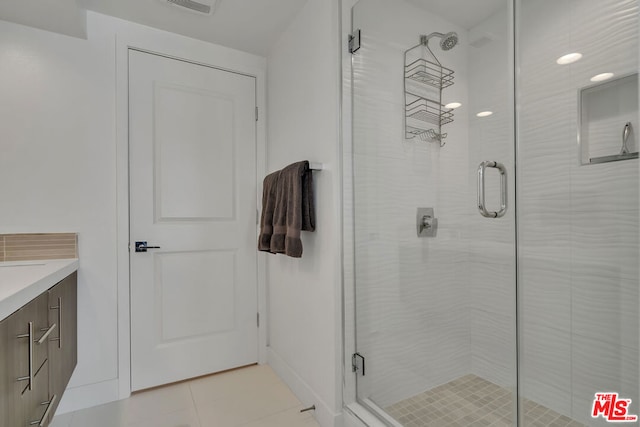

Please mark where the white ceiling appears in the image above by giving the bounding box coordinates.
[403,0,506,29]
[79,0,309,56]
[0,0,86,38]
[0,0,505,56]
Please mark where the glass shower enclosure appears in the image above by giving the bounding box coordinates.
[343,0,639,426]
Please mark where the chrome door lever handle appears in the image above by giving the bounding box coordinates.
[135,241,161,252]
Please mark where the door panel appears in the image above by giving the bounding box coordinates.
[129,50,258,391]
[157,250,236,341]
[154,83,236,221]
[516,1,639,426]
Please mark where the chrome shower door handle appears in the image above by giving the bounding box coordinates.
[477,161,507,218]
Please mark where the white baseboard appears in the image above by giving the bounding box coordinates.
[54,379,121,415]
[267,347,342,427]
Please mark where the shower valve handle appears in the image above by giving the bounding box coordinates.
[420,215,432,233]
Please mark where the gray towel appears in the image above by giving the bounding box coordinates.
[258,170,280,252]
[258,161,315,258]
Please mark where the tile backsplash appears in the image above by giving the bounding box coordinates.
[0,233,78,261]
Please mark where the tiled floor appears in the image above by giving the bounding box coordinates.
[49,365,320,427]
[385,374,586,427]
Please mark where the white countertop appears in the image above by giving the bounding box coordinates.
[0,259,79,320]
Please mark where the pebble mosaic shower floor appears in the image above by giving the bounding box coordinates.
[385,374,587,427]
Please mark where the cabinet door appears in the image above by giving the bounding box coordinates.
[6,293,49,427]
[29,357,51,427]
[0,317,8,427]
[48,271,77,418]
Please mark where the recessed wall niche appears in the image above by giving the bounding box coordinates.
[579,73,639,165]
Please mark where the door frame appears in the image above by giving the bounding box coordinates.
[115,26,267,400]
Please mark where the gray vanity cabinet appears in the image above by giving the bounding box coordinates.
[1,272,77,427]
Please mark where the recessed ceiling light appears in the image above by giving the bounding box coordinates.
[556,53,582,65]
[590,72,614,82]
[476,111,493,118]
[445,102,462,109]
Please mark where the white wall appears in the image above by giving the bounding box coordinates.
[0,14,119,404]
[0,11,267,414]
[264,0,343,426]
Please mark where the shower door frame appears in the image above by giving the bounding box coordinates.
[340,0,521,425]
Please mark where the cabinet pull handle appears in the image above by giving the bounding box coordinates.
[49,297,62,349]
[30,394,57,426]
[37,323,56,345]
[16,321,34,390]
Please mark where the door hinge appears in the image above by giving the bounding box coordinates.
[257,312,260,327]
[349,29,361,54]
[255,106,258,121]
[352,352,365,376]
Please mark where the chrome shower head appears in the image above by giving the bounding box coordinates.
[439,32,458,51]
[423,31,459,51]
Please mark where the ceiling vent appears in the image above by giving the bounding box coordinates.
[166,0,219,15]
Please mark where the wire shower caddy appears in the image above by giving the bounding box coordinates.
[404,35,455,146]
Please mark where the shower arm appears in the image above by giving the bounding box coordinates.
[403,36,442,67]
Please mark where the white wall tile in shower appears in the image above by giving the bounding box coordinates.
[571,335,639,426]
[571,272,639,351]
[519,323,572,413]
[470,308,517,388]
[570,160,640,213]
[518,257,571,333]
[570,209,640,282]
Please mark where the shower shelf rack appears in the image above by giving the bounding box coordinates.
[404,42,455,146]
[405,58,455,88]
[406,97,454,126]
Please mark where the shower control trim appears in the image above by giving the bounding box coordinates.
[477,161,507,218]
[417,208,438,237]
[352,353,365,376]
[349,29,361,54]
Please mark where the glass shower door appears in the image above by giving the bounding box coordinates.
[516,1,639,426]
[350,0,518,425]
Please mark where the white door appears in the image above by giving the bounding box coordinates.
[128,49,258,391]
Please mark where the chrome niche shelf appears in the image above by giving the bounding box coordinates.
[404,36,456,147]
